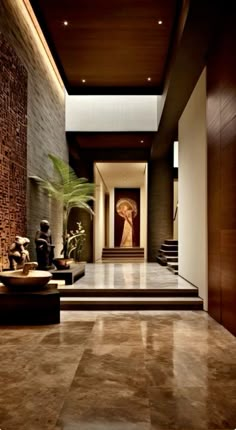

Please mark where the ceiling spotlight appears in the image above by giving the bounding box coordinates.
[147,77,152,82]
[140,140,144,143]
[82,79,86,83]
[158,20,163,25]
[63,21,69,26]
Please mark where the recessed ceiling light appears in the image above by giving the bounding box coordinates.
[158,20,163,25]
[82,79,86,83]
[63,21,69,26]
[140,140,144,143]
[147,77,152,82]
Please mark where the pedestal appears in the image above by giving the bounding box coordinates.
[0,284,60,325]
[50,262,85,285]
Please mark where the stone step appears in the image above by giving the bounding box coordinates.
[166,256,178,263]
[156,255,167,266]
[167,262,179,269]
[164,239,178,245]
[102,251,145,254]
[102,252,144,258]
[161,243,178,251]
[101,258,145,263]
[59,286,198,298]
[102,247,144,253]
[102,247,144,262]
[160,248,178,256]
[167,266,178,275]
[60,296,203,311]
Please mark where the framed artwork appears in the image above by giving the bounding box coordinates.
[114,188,140,247]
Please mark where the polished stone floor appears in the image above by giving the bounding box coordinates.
[57,263,195,290]
[0,310,236,429]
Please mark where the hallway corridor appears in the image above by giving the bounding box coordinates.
[0,310,235,429]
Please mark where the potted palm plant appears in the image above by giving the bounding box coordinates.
[31,154,95,268]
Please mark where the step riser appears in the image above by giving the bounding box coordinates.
[102,254,144,256]
[103,248,144,250]
[102,250,144,252]
[102,255,144,258]
[102,253,144,256]
[61,302,203,311]
[166,257,178,262]
[168,267,178,274]
[161,245,178,251]
[160,250,178,256]
[167,262,179,270]
[102,254,144,257]
[156,256,167,266]
[157,256,178,264]
[103,249,144,253]
[165,240,178,245]
[59,290,198,298]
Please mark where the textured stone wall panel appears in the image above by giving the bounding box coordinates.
[0,32,27,269]
[0,0,67,261]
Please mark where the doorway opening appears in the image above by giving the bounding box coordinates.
[94,162,148,262]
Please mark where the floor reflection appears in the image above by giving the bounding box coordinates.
[0,311,235,429]
[64,262,196,291]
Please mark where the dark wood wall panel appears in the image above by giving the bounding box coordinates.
[0,32,27,269]
[207,11,236,336]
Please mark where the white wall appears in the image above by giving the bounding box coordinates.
[173,180,178,240]
[109,188,115,248]
[94,166,106,261]
[178,68,208,309]
[141,164,148,259]
[66,95,160,131]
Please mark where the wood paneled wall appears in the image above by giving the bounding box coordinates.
[207,12,236,336]
[148,152,173,261]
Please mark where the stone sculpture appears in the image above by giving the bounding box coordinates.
[8,236,30,270]
[35,220,55,269]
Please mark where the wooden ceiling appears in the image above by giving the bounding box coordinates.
[73,132,155,149]
[67,132,154,162]
[30,0,179,94]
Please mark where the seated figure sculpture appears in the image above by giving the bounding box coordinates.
[35,220,55,270]
[9,236,30,270]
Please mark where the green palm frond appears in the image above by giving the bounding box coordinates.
[32,154,95,257]
[33,153,95,221]
[67,201,95,217]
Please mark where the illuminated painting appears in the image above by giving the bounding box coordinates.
[114,189,140,247]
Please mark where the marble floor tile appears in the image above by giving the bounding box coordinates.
[68,262,195,291]
[149,383,236,429]
[0,282,235,430]
[57,408,150,430]
[72,346,147,388]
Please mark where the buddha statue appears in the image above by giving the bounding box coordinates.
[8,236,30,270]
[35,220,55,270]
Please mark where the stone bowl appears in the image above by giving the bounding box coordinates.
[0,269,52,290]
[53,258,74,270]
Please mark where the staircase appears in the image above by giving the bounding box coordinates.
[59,285,203,311]
[156,239,178,274]
[102,247,144,262]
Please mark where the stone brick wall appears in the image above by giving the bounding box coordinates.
[148,153,173,261]
[0,0,67,264]
[0,33,27,269]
